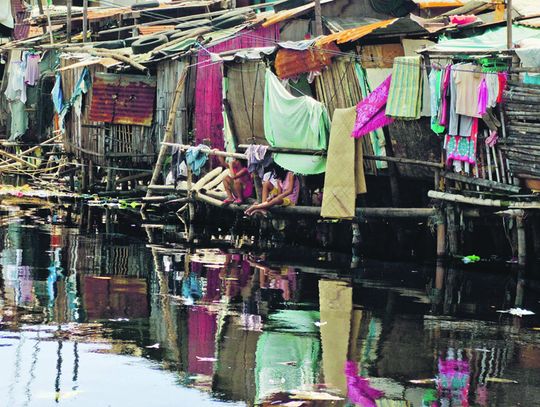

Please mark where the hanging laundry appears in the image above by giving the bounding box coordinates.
[24,53,40,86]
[5,61,27,104]
[185,144,210,176]
[264,69,329,175]
[477,77,488,116]
[354,64,388,169]
[71,68,91,119]
[454,63,483,118]
[321,107,366,219]
[438,65,452,126]
[352,75,393,138]
[0,0,14,29]
[497,71,508,102]
[445,117,479,166]
[485,72,499,108]
[8,100,28,142]
[51,73,64,114]
[429,68,445,134]
[245,144,272,178]
[385,56,423,120]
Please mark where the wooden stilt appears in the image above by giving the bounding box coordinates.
[446,204,459,257]
[106,166,115,192]
[88,160,94,192]
[81,160,88,192]
[436,216,446,258]
[142,66,188,211]
[351,222,361,268]
[517,213,527,267]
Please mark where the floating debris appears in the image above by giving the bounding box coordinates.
[496,308,535,317]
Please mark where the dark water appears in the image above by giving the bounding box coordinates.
[1,203,540,407]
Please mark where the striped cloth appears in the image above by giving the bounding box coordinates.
[385,56,423,120]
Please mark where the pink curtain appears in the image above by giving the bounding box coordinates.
[194,26,280,149]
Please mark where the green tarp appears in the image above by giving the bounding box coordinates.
[264,69,329,175]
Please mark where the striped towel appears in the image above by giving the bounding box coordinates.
[385,56,423,120]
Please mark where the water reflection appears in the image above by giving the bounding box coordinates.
[0,204,539,406]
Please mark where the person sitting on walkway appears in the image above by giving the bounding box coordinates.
[245,165,299,216]
[221,158,253,205]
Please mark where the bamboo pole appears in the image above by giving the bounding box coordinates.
[161,142,247,160]
[517,214,526,267]
[82,0,88,43]
[440,171,520,193]
[198,190,437,219]
[66,0,72,43]
[0,149,38,168]
[63,47,148,73]
[142,66,188,210]
[428,190,508,207]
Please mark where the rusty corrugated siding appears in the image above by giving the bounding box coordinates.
[274,42,340,79]
[89,73,157,127]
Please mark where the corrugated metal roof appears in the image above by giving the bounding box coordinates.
[274,42,339,79]
[316,19,397,46]
[89,73,157,127]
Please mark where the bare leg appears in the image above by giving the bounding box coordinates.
[223,175,234,201]
[261,181,272,202]
[233,179,244,202]
[245,196,284,216]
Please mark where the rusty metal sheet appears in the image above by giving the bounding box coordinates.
[316,19,397,46]
[89,73,157,127]
[274,42,339,79]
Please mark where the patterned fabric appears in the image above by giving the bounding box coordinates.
[352,75,393,138]
[385,56,423,120]
[445,117,479,164]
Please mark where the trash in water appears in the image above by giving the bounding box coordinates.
[314,321,327,327]
[145,343,160,349]
[462,255,480,264]
[486,377,518,384]
[496,308,535,317]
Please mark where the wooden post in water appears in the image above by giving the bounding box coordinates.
[88,160,94,192]
[81,160,88,192]
[516,212,527,267]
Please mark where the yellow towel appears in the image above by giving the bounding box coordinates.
[321,107,367,219]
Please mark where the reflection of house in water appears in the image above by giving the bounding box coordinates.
[64,232,152,321]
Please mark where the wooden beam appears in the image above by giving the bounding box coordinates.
[441,171,521,193]
[428,190,508,207]
[198,191,437,219]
